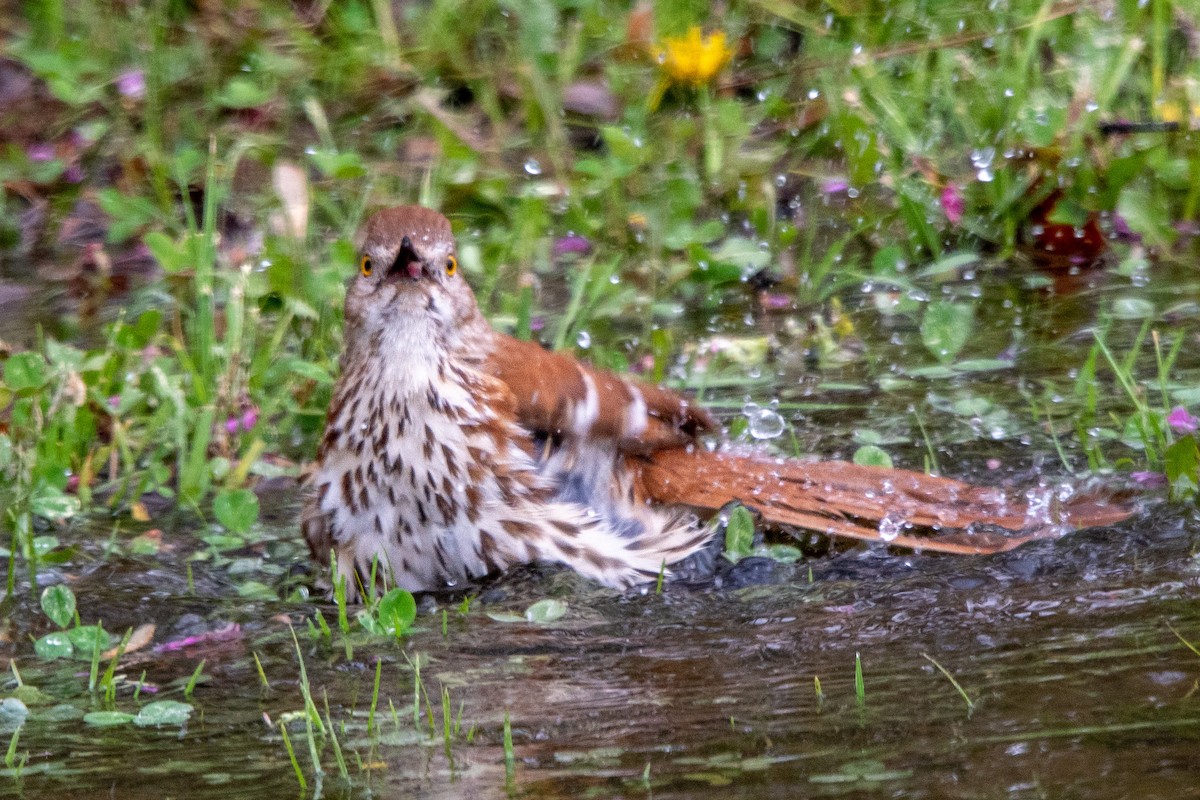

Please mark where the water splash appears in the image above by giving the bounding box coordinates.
[743,401,786,440]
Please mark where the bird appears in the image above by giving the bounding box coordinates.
[302,205,1130,597]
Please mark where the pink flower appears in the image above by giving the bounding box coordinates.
[27,143,55,162]
[1130,471,1167,489]
[1110,213,1139,242]
[941,184,964,225]
[758,292,793,311]
[631,354,655,374]
[820,178,849,195]
[1167,406,1198,433]
[153,622,242,652]
[552,234,591,257]
[225,416,241,435]
[240,407,258,431]
[116,69,145,99]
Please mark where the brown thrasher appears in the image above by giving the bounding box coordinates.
[302,206,1129,596]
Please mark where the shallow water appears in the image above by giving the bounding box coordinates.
[3,261,1200,799]
[4,501,1199,799]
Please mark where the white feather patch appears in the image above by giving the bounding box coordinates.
[572,367,600,436]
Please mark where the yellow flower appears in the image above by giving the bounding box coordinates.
[658,27,733,86]
[829,298,856,338]
[1155,98,1200,126]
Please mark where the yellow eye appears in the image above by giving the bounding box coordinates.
[360,255,373,277]
[446,255,458,276]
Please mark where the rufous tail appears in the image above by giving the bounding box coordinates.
[632,448,1132,555]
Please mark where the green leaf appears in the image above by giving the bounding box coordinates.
[40,584,76,628]
[213,488,259,535]
[133,700,193,727]
[143,231,192,274]
[235,581,278,600]
[1165,437,1199,500]
[38,704,84,722]
[709,236,772,273]
[31,536,60,556]
[0,698,28,732]
[29,486,80,522]
[3,352,46,391]
[723,504,756,562]
[1017,101,1065,148]
[215,76,273,109]
[1116,185,1177,250]
[524,599,567,624]
[96,189,162,243]
[1045,197,1088,227]
[600,126,648,167]
[920,302,974,363]
[83,711,135,727]
[8,684,53,707]
[852,445,893,469]
[764,544,804,563]
[308,150,366,180]
[853,429,884,445]
[916,251,980,278]
[376,588,417,635]
[33,632,73,660]
[286,358,334,385]
[904,364,957,379]
[67,625,111,656]
[654,0,708,35]
[871,245,907,275]
[1110,297,1155,320]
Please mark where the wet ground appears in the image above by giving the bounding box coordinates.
[2,262,1199,799]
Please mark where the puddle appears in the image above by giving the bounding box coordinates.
[2,261,1199,799]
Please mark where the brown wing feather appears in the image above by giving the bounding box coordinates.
[484,333,715,451]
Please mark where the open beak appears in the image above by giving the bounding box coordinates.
[387,235,425,281]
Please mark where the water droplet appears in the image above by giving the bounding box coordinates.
[970,146,995,168]
[745,405,786,440]
[575,330,591,349]
[878,513,906,542]
[524,158,542,176]
[971,146,996,182]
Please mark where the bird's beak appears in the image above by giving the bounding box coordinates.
[387,235,425,281]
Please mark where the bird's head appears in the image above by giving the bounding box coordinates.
[346,206,479,340]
